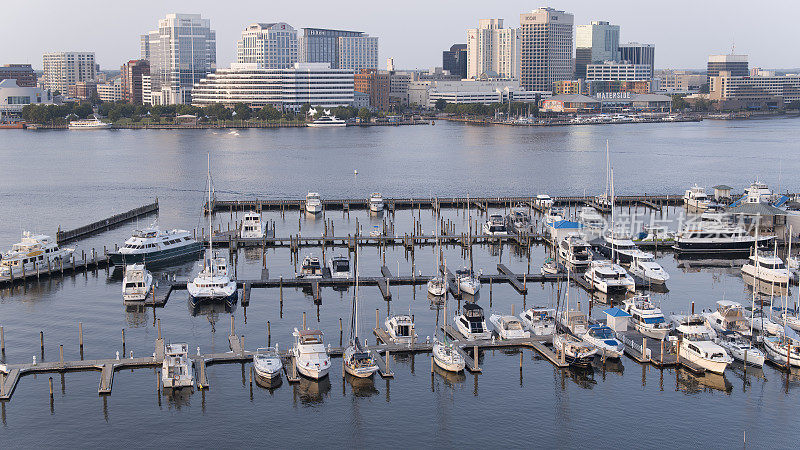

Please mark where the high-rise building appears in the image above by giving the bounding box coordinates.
[0,64,37,87]
[520,8,574,91]
[575,21,619,78]
[42,52,96,94]
[707,54,748,88]
[466,19,520,80]
[338,36,379,72]
[620,43,655,75]
[298,28,375,70]
[141,13,216,105]
[354,69,389,111]
[237,23,298,69]
[442,44,467,79]
[586,61,651,82]
[121,60,150,104]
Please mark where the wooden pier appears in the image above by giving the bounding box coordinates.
[57,200,159,243]
[618,330,678,367]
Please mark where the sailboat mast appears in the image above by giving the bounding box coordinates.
[610,168,615,263]
[207,153,213,277]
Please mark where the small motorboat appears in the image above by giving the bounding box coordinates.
[581,324,624,359]
[328,255,350,278]
[519,307,556,336]
[253,346,283,381]
[679,335,732,374]
[628,253,669,285]
[122,263,153,301]
[505,207,534,234]
[704,300,752,338]
[482,214,508,236]
[454,303,491,340]
[488,314,530,340]
[553,333,597,368]
[384,315,417,344]
[292,328,331,379]
[161,343,194,389]
[541,257,559,275]
[297,255,323,278]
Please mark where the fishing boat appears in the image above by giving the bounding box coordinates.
[305,192,322,214]
[68,117,111,130]
[384,315,417,344]
[297,255,323,278]
[343,247,379,378]
[0,232,74,277]
[519,307,556,336]
[454,303,491,340]
[122,263,153,301]
[482,214,508,236]
[292,328,331,379]
[583,260,635,294]
[253,346,283,381]
[628,253,670,285]
[433,287,465,372]
[369,193,384,212]
[488,314,530,339]
[505,207,534,234]
[704,300,752,338]
[715,331,765,367]
[557,235,592,271]
[240,212,264,238]
[541,257,559,275]
[622,295,671,340]
[683,185,711,210]
[553,333,597,368]
[581,325,624,359]
[161,343,194,389]
[455,268,481,295]
[328,255,350,278]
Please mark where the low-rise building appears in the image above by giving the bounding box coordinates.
[586,61,652,82]
[0,64,37,87]
[354,69,390,111]
[422,80,550,107]
[709,71,800,107]
[0,79,52,115]
[541,94,600,113]
[97,80,123,102]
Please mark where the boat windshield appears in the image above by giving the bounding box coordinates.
[589,327,614,339]
[643,316,665,324]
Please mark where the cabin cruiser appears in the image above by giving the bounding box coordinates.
[763,335,800,367]
[633,225,674,244]
[328,255,350,278]
[488,314,530,339]
[679,335,732,374]
[544,207,565,225]
[305,192,322,214]
[597,229,652,264]
[292,328,331,379]
[109,227,203,266]
[670,313,717,339]
[482,214,508,236]
[68,117,111,129]
[581,325,624,358]
[519,307,556,336]
[715,331,765,367]
[534,194,553,210]
[384,315,417,344]
[673,221,772,256]
[0,232,74,277]
[583,260,635,294]
[369,193,384,212]
[122,263,153,301]
[557,235,591,270]
[432,338,465,372]
[744,180,773,204]
[704,300,752,338]
[307,113,347,127]
[454,303,491,340]
[553,334,598,368]
[628,253,670,285]
[578,207,605,238]
[622,295,671,340]
[740,252,790,285]
[455,268,481,295]
[684,185,711,210]
[240,212,264,238]
[253,346,283,381]
[505,208,534,234]
[187,250,238,305]
[298,255,323,278]
[343,339,379,378]
[558,309,590,336]
[161,343,194,389]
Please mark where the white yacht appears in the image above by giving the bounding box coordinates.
[581,325,624,358]
[0,232,74,277]
[432,338,466,372]
[488,314,530,340]
[534,194,554,210]
[427,275,447,296]
[455,268,481,295]
[633,225,675,244]
[482,214,508,236]
[307,114,346,127]
[684,185,711,210]
[519,307,556,336]
[161,343,194,389]
[305,192,322,214]
[253,346,283,381]
[779,311,800,332]
[187,250,238,305]
[122,263,153,301]
[328,255,350,278]
[553,333,598,368]
[557,235,592,271]
[384,315,417,344]
[744,180,773,204]
[292,328,331,379]
[622,295,671,340]
[583,260,635,294]
[671,313,717,339]
[715,331,765,367]
[369,193,384,212]
[68,117,111,130]
[578,207,605,239]
[741,252,790,285]
[109,227,203,266]
[541,257,559,275]
[628,253,670,285]
[763,335,800,367]
[454,303,491,340]
[240,212,265,238]
[704,300,752,338]
[298,255,323,278]
[679,335,732,374]
[674,221,772,255]
[598,229,653,264]
[544,207,565,225]
[746,311,783,336]
[505,208,534,234]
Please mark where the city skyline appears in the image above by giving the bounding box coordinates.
[3,0,798,72]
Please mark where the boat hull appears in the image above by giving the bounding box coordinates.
[296,362,330,379]
[110,242,204,266]
[189,288,238,306]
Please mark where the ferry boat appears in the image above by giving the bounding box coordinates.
[328,255,350,278]
[292,328,331,379]
[454,303,491,340]
[740,252,790,285]
[715,331,765,367]
[583,260,635,294]
[519,307,556,336]
[109,227,203,266]
[505,207,534,234]
[482,214,508,236]
[369,193,384,212]
[553,333,597,368]
[187,250,238,305]
[161,343,194,389]
[307,114,346,128]
[305,192,322,214]
[298,255,323,278]
[253,346,283,381]
[384,315,417,344]
[68,117,111,130]
[122,263,153,301]
[0,232,74,277]
[557,235,592,271]
[621,295,671,340]
[704,300,752,338]
[628,253,670,285]
[673,221,772,255]
[684,185,711,210]
[240,212,264,238]
[488,314,530,339]
[581,325,624,358]
[455,268,481,295]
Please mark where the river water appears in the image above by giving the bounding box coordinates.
[1,118,799,447]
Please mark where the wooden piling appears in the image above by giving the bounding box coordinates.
[230,316,235,335]
[302,312,306,329]
[122,329,126,348]
[0,326,4,353]
[267,321,271,346]
[49,377,53,398]
[40,331,44,353]
[59,345,63,363]
[79,322,83,349]
[339,318,343,346]
[157,319,161,340]
[375,309,379,329]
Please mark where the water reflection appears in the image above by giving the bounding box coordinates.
[346,373,379,397]
[676,368,733,394]
[255,373,283,393]
[294,375,331,405]
[164,386,193,409]
[124,304,150,327]
[433,364,466,386]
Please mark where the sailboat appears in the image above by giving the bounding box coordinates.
[343,244,379,378]
[427,206,448,296]
[553,266,598,367]
[457,195,481,295]
[187,155,238,305]
[433,258,466,372]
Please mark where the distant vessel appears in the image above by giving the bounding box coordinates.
[109,227,203,266]
[0,232,74,277]
[307,114,346,128]
[505,207,534,234]
[240,212,264,238]
[161,343,194,389]
[305,192,322,214]
[122,263,153,301]
[68,117,111,130]
[534,194,553,210]
[683,185,711,210]
[369,193,384,212]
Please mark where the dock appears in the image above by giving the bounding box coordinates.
[57,200,159,243]
[618,330,678,367]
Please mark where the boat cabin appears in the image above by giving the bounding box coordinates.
[297,329,324,345]
[459,303,487,333]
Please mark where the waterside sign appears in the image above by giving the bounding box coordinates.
[595,92,632,100]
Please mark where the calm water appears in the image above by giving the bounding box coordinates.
[1,119,800,447]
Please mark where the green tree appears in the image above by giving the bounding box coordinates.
[434,98,447,111]
[358,108,372,123]
[672,95,689,111]
[299,103,312,118]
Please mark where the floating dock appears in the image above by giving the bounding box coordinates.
[57,200,159,243]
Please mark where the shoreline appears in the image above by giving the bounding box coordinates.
[22,120,432,130]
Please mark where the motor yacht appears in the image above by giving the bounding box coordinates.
[454,303,491,340]
[628,253,670,285]
[161,343,194,389]
[488,314,530,339]
[583,260,635,294]
[109,227,203,266]
[534,194,553,210]
[68,117,111,130]
[581,325,624,358]
[505,207,534,234]
[298,255,323,278]
[482,214,508,236]
[670,313,716,339]
[240,212,265,238]
[455,268,481,295]
[557,235,591,271]
[553,333,597,368]
[633,225,674,244]
[122,263,153,301]
[328,255,350,278]
[292,328,331,379]
[384,315,417,344]
[704,300,752,338]
[741,252,790,286]
[684,185,711,210]
[679,335,732,374]
[622,295,671,340]
[305,192,322,214]
[544,207,565,226]
[597,229,653,264]
[307,113,347,127]
[0,232,74,277]
[369,193,384,212]
[187,250,238,305]
[519,307,556,336]
[674,221,772,256]
[715,331,765,367]
[253,346,283,381]
[578,207,605,239]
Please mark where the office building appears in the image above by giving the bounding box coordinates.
[388,71,412,106]
[299,28,376,70]
[42,52,96,94]
[354,69,390,111]
[97,80,123,102]
[586,61,651,82]
[410,79,550,107]
[520,8,574,91]
[575,21,619,78]
[658,70,704,93]
[442,44,467,79]
[237,23,298,69]
[0,79,52,115]
[141,75,152,105]
[707,54,748,88]
[141,13,216,105]
[338,35,379,72]
[121,60,150,104]
[0,64,37,87]
[710,71,800,106]
[619,43,655,75]
[191,63,354,111]
[467,19,520,80]
[68,81,97,100]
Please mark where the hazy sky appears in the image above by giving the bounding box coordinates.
[3,0,796,71]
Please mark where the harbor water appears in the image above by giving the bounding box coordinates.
[1,118,799,447]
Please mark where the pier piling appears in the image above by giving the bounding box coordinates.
[78,322,83,349]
